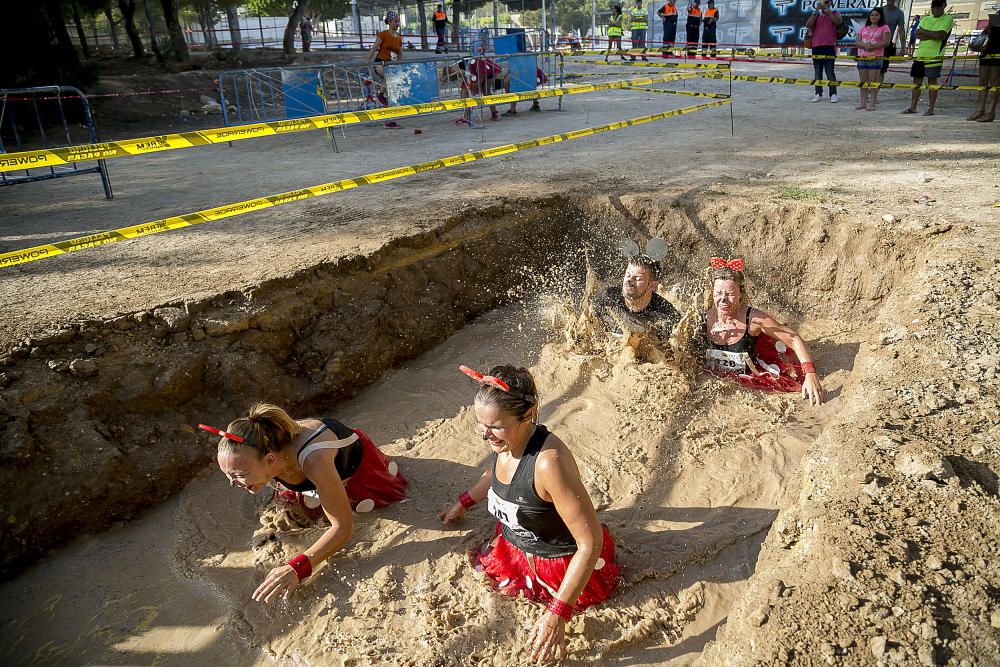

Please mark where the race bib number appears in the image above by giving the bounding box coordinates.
[706,349,746,373]
[487,488,524,532]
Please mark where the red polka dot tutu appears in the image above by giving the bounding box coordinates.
[477,522,621,610]
[344,429,407,509]
[709,335,809,393]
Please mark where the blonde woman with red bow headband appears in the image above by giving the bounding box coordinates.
[198,403,406,602]
[439,365,621,663]
[703,258,825,405]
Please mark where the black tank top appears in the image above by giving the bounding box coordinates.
[488,425,577,558]
[706,307,758,355]
[273,418,363,492]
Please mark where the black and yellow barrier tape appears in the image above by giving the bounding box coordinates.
[623,86,731,99]
[698,72,999,91]
[561,48,980,61]
[0,73,696,174]
[0,98,730,268]
[569,58,731,70]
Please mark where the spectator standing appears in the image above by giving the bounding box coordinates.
[300,17,313,53]
[908,15,921,53]
[629,0,649,61]
[967,13,1000,122]
[806,0,843,103]
[607,5,626,61]
[685,0,703,57]
[856,8,890,110]
[702,0,720,57]
[657,0,679,55]
[902,0,953,116]
[433,4,450,53]
[879,0,906,84]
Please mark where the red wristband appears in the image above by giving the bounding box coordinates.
[459,491,477,509]
[547,599,573,621]
[287,553,312,581]
[801,362,817,374]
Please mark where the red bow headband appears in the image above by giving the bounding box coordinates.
[198,423,244,443]
[709,257,745,272]
[459,365,537,404]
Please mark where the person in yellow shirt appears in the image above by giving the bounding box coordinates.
[629,0,649,61]
[902,0,953,116]
[606,5,626,61]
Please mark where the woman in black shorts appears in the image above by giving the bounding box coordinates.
[968,14,1000,122]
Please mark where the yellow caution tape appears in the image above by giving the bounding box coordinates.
[562,48,980,61]
[622,86,731,99]
[698,72,999,91]
[570,58,731,70]
[0,98,730,269]
[0,73,696,174]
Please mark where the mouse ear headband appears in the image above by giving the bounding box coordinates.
[458,365,537,404]
[198,423,244,442]
[619,237,668,262]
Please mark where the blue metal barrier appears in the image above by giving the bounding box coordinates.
[0,86,113,200]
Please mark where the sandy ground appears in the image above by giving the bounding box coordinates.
[1,54,998,666]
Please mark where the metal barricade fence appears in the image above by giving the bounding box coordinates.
[319,51,563,122]
[0,86,113,199]
[218,64,333,126]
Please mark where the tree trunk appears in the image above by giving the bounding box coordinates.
[451,1,460,40]
[103,2,120,50]
[142,0,165,63]
[199,5,218,48]
[45,0,80,61]
[417,0,428,49]
[225,4,241,51]
[159,0,189,61]
[70,0,92,58]
[283,0,310,56]
[118,0,145,58]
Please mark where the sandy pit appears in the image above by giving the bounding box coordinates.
[1,54,998,666]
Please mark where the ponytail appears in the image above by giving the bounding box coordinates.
[217,403,300,458]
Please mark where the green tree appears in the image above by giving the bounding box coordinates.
[246,0,348,55]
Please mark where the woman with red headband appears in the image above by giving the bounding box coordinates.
[439,365,621,663]
[199,403,406,602]
[703,258,825,405]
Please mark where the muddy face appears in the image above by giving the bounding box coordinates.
[622,265,657,302]
[713,278,742,317]
[473,400,536,455]
[217,449,275,495]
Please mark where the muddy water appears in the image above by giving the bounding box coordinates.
[0,298,849,666]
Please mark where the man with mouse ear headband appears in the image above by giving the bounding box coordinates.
[594,237,681,334]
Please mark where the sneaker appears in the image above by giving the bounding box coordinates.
[501,109,517,117]
[811,94,822,103]
[830,94,839,103]
[384,121,403,129]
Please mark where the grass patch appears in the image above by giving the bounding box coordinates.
[775,185,828,201]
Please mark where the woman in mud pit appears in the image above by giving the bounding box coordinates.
[439,365,621,663]
[702,258,825,405]
[200,403,407,602]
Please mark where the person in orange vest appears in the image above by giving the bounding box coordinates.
[685,0,702,56]
[656,0,679,55]
[701,0,719,57]
[367,11,405,128]
[433,4,450,54]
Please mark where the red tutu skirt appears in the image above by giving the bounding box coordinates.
[477,522,621,610]
[344,429,408,509]
[706,335,807,394]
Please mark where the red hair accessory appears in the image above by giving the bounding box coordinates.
[197,423,244,443]
[458,365,537,404]
[459,365,511,392]
[710,256,745,272]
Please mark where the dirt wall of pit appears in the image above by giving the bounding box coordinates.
[0,199,581,578]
